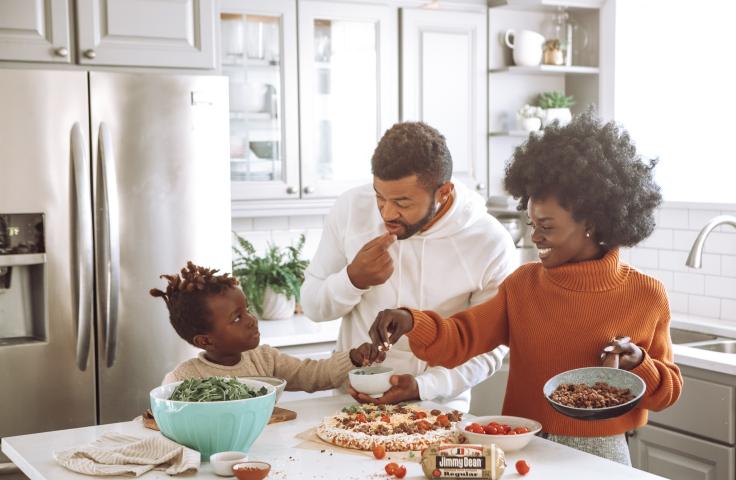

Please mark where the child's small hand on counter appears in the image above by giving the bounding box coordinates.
[349,342,387,367]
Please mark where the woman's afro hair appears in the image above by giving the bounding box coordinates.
[504,110,662,248]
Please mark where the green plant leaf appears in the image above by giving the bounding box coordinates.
[230,232,309,316]
[536,90,575,109]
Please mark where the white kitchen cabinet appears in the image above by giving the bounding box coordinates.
[0,0,216,68]
[218,0,300,201]
[75,0,215,68]
[630,425,735,480]
[487,1,603,196]
[225,0,398,207]
[469,360,509,416]
[401,6,488,196]
[277,341,340,402]
[297,0,398,199]
[0,0,71,63]
[632,364,736,479]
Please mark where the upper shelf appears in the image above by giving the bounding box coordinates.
[490,65,599,75]
[488,0,605,11]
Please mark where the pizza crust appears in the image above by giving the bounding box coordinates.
[316,404,462,452]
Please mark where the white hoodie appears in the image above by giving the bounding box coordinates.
[301,181,518,411]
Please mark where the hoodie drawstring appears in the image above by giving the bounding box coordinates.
[419,238,426,310]
[396,241,403,307]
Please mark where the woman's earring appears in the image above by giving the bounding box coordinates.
[585,232,591,238]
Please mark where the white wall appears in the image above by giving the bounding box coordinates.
[612,0,736,203]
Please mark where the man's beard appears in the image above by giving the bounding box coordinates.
[386,196,438,240]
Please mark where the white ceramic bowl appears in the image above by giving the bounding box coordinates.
[348,366,394,398]
[240,376,286,402]
[210,451,248,476]
[457,415,542,452]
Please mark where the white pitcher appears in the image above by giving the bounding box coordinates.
[504,29,545,67]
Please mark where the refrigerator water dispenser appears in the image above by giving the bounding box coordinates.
[0,213,46,345]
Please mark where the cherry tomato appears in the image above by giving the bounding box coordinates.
[515,427,530,434]
[395,465,407,478]
[483,425,498,435]
[372,445,386,460]
[436,414,450,427]
[381,414,391,423]
[415,411,428,419]
[355,413,367,423]
[516,460,530,475]
[385,462,399,475]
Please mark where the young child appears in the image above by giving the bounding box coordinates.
[151,262,382,390]
[367,112,683,465]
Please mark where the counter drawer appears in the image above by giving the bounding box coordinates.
[649,375,734,445]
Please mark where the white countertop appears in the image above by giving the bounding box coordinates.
[2,395,666,480]
[670,314,736,376]
[258,314,340,348]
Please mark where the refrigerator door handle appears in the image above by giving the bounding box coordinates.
[96,122,121,368]
[71,123,93,371]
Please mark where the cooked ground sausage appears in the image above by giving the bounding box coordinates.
[550,382,634,408]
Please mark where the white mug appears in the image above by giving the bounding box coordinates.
[504,29,545,67]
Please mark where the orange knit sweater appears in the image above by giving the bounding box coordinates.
[408,248,683,437]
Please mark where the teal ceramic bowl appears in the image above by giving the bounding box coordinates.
[150,378,276,460]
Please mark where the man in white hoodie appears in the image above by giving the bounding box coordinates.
[301,122,517,411]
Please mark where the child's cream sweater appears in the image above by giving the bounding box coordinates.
[162,344,354,392]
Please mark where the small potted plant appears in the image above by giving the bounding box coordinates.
[537,91,575,127]
[516,104,545,132]
[232,233,309,320]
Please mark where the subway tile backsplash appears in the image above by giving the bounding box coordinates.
[232,202,736,325]
[625,202,736,323]
[232,215,326,263]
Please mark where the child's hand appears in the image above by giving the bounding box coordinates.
[600,336,644,370]
[349,342,386,367]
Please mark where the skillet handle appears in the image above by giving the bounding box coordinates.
[602,352,620,369]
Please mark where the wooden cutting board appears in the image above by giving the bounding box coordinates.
[268,406,297,424]
[143,406,297,430]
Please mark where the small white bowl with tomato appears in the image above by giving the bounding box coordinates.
[457,415,542,452]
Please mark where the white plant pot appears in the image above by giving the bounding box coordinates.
[519,117,542,132]
[543,108,572,127]
[259,286,296,320]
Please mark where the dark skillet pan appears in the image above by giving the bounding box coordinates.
[542,353,646,420]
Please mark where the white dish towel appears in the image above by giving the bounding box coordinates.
[53,432,200,476]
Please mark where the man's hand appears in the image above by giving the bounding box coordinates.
[349,342,386,367]
[348,374,420,404]
[600,336,644,370]
[368,308,415,351]
[346,233,396,289]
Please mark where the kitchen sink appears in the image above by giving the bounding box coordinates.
[688,340,736,354]
[670,328,719,344]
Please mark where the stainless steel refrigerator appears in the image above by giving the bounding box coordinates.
[0,69,232,440]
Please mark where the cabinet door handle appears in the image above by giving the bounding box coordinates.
[286,186,297,194]
[55,47,69,57]
[83,49,97,59]
[303,185,315,194]
[476,183,486,191]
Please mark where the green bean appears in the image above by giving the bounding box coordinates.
[169,377,268,402]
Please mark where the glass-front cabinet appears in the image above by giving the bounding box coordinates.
[297,1,398,199]
[219,0,299,200]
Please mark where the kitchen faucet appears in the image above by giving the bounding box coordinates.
[686,215,736,268]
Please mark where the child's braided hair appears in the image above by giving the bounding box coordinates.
[150,261,239,345]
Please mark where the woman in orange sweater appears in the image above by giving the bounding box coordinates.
[367,112,683,465]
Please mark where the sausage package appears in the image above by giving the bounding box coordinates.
[420,444,506,479]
